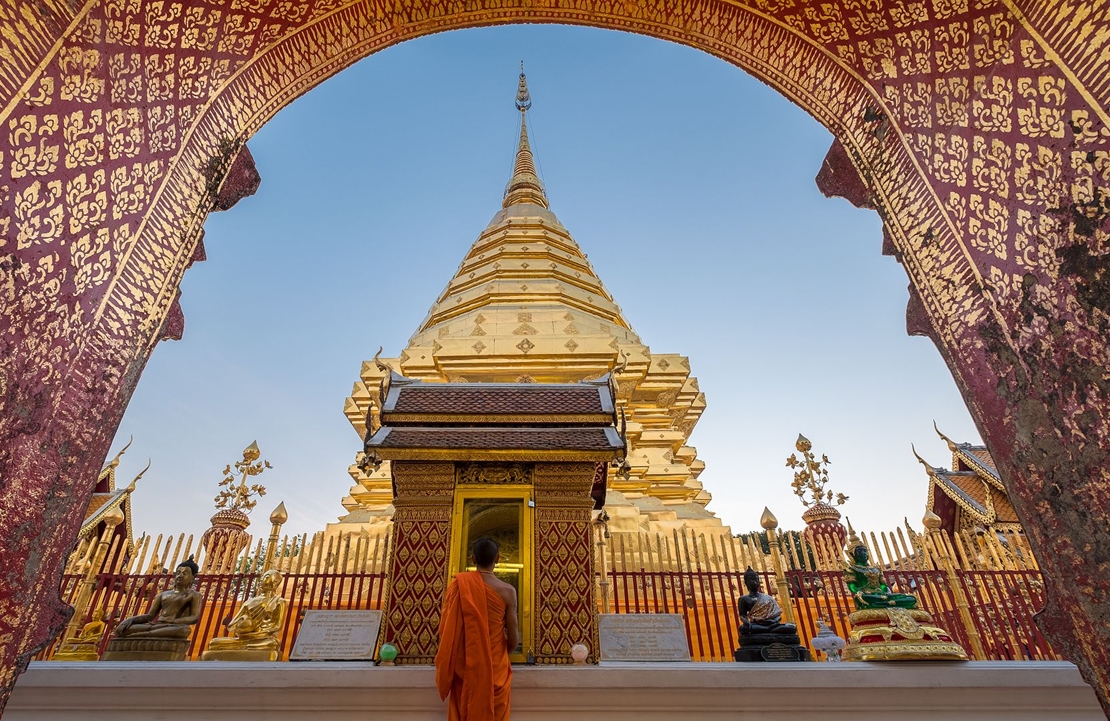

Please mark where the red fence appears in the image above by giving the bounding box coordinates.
[47,524,1058,663]
[600,528,1061,663]
[41,568,389,661]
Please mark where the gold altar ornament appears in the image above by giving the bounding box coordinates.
[786,435,848,508]
[215,441,271,513]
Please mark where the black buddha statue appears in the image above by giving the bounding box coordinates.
[734,567,809,662]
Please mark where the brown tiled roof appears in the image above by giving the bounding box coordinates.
[947,473,988,507]
[371,427,620,451]
[991,489,1020,523]
[953,444,1001,487]
[389,384,606,416]
[933,471,989,518]
[967,447,996,473]
[79,490,131,540]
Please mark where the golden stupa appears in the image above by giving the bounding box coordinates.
[331,71,725,539]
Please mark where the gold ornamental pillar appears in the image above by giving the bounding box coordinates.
[381,462,456,664]
[594,512,611,613]
[760,507,796,625]
[262,502,288,572]
[60,506,125,649]
[923,511,986,660]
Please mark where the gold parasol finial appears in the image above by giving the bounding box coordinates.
[786,433,848,508]
[515,62,532,112]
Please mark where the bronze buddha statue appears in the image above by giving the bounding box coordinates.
[100,557,202,661]
[114,558,203,639]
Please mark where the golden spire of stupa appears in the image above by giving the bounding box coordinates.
[337,65,714,534]
[503,63,549,209]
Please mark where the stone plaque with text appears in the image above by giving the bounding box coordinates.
[290,610,383,661]
[598,613,691,662]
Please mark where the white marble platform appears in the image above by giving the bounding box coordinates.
[6,661,1102,721]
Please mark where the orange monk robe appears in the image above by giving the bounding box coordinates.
[435,572,512,721]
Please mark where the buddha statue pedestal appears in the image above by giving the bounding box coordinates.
[100,637,191,662]
[734,635,811,662]
[200,645,279,662]
[843,608,968,661]
[53,641,103,662]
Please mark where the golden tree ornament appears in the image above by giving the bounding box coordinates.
[214,441,272,514]
[786,434,848,508]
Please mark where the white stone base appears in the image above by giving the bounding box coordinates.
[7,661,1101,721]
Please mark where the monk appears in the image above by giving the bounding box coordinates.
[435,537,518,721]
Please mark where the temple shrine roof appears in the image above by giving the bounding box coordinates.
[368,427,622,458]
[383,378,614,424]
[930,470,991,517]
[951,444,1002,488]
[916,427,1020,531]
[366,374,623,462]
[80,441,144,540]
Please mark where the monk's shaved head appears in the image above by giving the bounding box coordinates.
[473,537,499,568]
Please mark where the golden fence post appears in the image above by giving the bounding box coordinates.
[760,507,795,625]
[262,502,288,572]
[59,506,125,650]
[923,511,986,660]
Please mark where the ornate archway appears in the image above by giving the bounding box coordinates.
[3,0,1110,713]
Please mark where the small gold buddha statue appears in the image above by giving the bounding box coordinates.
[53,609,107,661]
[202,569,287,661]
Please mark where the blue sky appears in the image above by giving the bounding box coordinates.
[113,25,982,540]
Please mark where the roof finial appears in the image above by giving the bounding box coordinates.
[516,62,532,112]
[105,436,133,471]
[503,64,548,209]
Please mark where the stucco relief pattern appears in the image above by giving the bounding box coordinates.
[1,0,1110,714]
[383,462,454,664]
[3,1,1103,423]
[533,463,598,664]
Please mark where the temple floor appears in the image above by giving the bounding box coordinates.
[7,661,1099,720]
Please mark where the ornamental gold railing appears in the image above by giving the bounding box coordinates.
[44,519,1054,663]
[40,529,390,662]
[596,524,1058,663]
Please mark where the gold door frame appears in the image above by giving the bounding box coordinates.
[448,486,534,664]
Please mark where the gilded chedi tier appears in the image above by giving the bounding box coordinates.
[333,72,721,537]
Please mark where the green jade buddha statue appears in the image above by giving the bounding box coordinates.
[839,527,968,661]
[843,531,916,610]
